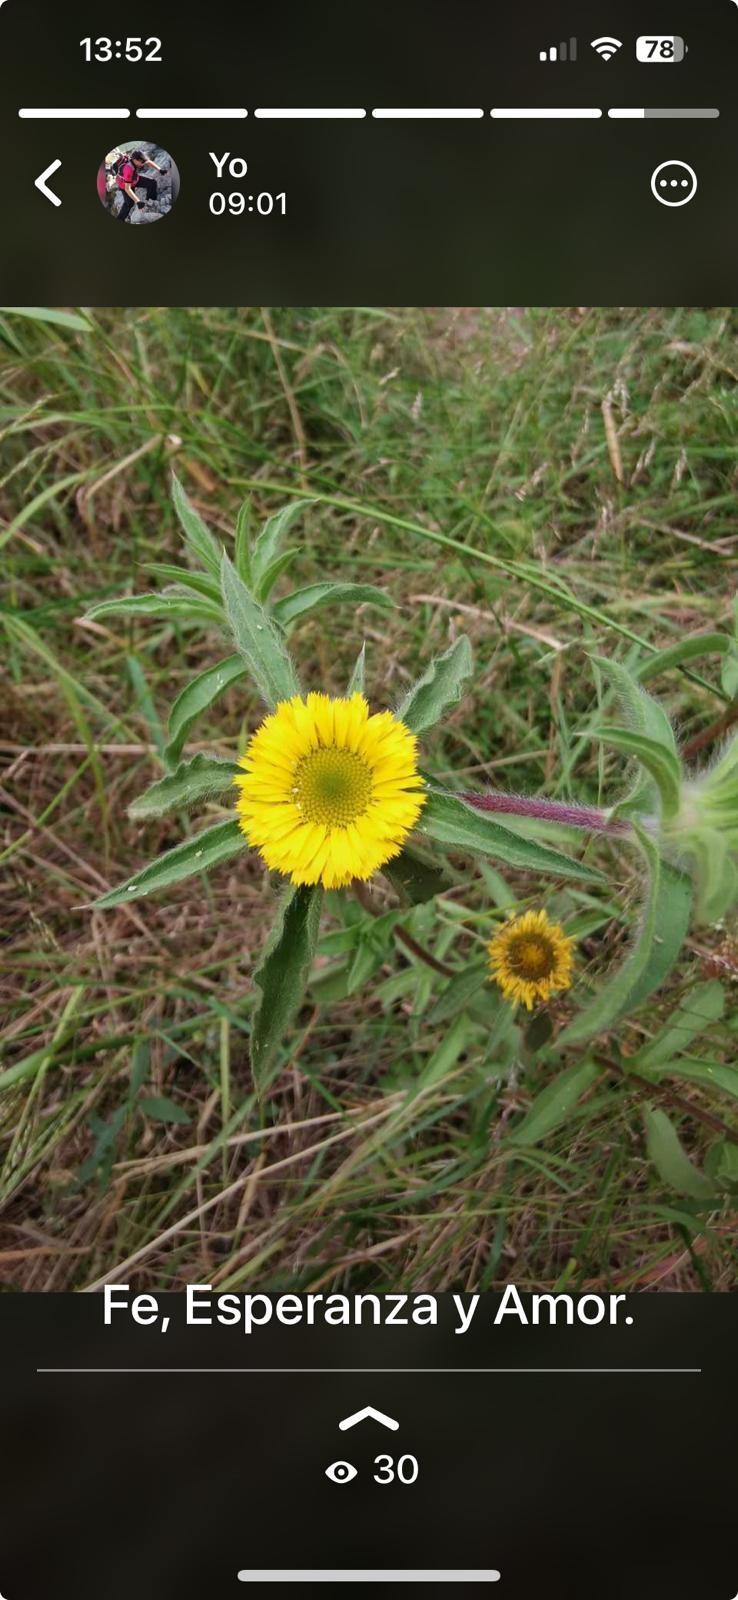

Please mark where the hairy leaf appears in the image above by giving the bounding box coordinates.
[653,1058,738,1100]
[171,472,222,578]
[251,885,323,1090]
[590,653,677,755]
[254,548,299,602]
[420,790,603,883]
[557,828,691,1047]
[630,980,725,1070]
[250,500,314,592]
[272,581,395,630]
[590,725,682,819]
[220,551,301,706]
[508,1060,599,1147]
[638,631,731,684]
[128,754,240,819]
[143,563,222,604]
[234,497,252,582]
[85,593,222,625]
[396,635,473,736]
[347,642,366,696]
[643,1108,713,1199]
[92,819,245,908]
[166,653,246,762]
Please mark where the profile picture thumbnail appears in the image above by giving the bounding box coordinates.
[97,140,180,224]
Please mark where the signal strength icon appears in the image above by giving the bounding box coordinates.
[590,36,623,61]
[539,37,578,62]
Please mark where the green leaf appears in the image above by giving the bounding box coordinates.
[420,790,603,883]
[139,1095,191,1126]
[171,473,222,579]
[126,655,165,758]
[128,755,240,820]
[428,961,489,1026]
[220,551,301,707]
[272,582,395,630]
[85,593,221,625]
[557,828,691,1047]
[590,653,677,755]
[630,980,725,1070]
[0,305,92,332]
[651,1058,738,1100]
[346,912,399,994]
[691,834,737,924]
[590,725,682,819]
[254,548,299,602]
[508,1060,599,1147]
[623,855,692,1013]
[166,653,247,762]
[234,498,252,582]
[396,635,473,736]
[347,643,366,696]
[706,1141,738,1187]
[142,563,222,604]
[637,631,731,684]
[250,885,323,1089]
[643,1108,713,1199]
[91,818,246,908]
[414,1013,474,1094]
[250,500,314,592]
[382,843,451,904]
[523,1011,554,1054]
[720,651,738,700]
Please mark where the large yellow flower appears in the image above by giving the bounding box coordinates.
[234,692,425,889]
[488,908,575,1011]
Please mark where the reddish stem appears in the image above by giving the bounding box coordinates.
[459,789,632,836]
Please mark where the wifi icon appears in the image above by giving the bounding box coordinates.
[591,35,623,60]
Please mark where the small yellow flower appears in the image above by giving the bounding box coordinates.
[488,908,575,1011]
[234,692,425,890]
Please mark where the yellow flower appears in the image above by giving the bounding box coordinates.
[488,908,575,1011]
[234,692,426,889]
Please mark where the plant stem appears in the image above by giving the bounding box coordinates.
[459,789,632,835]
[594,1054,734,1139]
[352,880,455,977]
[681,698,738,761]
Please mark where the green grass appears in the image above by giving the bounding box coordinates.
[1,305,737,1293]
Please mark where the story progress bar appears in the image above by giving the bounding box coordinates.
[18,106,721,121]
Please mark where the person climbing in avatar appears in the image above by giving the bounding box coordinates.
[116,150,165,222]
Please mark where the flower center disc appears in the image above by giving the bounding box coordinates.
[294,748,373,828]
[508,935,556,979]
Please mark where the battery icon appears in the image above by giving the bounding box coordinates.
[636,35,687,62]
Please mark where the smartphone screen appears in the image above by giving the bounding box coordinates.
[1,3,737,1597]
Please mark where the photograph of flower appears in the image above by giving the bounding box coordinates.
[2,305,736,1295]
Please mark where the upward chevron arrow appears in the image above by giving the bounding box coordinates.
[338,1405,399,1432]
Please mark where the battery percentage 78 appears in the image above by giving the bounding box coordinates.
[636,35,687,61]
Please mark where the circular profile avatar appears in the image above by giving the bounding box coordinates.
[97,140,180,224]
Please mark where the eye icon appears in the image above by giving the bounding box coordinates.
[325,1459,358,1484]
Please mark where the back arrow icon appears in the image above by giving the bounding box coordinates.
[35,159,62,207]
[338,1406,399,1432]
